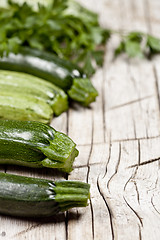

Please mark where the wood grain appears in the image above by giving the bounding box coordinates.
[0,0,160,239]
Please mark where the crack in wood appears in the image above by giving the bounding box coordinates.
[105,129,112,144]
[86,110,95,239]
[89,199,95,240]
[12,223,41,238]
[124,141,140,205]
[153,65,160,122]
[132,114,137,140]
[74,162,104,169]
[151,196,160,215]
[138,140,141,166]
[12,214,67,239]
[123,196,143,226]
[107,95,154,111]
[107,143,121,193]
[138,224,142,240]
[127,139,159,174]
[77,134,160,146]
[134,181,140,205]
[86,113,94,184]
[97,176,115,240]
[128,157,160,168]
[111,134,160,143]
[145,122,149,140]
[123,176,141,206]
[155,174,159,188]
[77,142,106,147]
[103,141,112,179]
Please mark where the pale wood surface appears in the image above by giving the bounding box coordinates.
[1,0,160,239]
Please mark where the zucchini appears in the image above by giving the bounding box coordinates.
[0,92,53,123]
[0,120,78,173]
[0,70,68,116]
[0,172,90,217]
[0,47,98,106]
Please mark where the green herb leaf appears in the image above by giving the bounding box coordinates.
[92,50,104,66]
[147,35,160,53]
[0,0,109,76]
[83,52,95,76]
[114,32,144,58]
[114,41,125,56]
[127,31,143,42]
[125,40,143,58]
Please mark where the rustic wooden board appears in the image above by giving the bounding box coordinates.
[0,0,160,239]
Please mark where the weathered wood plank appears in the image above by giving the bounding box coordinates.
[98,141,141,240]
[146,0,160,37]
[68,167,93,240]
[1,0,160,239]
[102,0,160,142]
[68,70,105,145]
[97,138,160,239]
[124,138,160,240]
[51,112,68,135]
[68,143,112,240]
[103,37,160,142]
[98,0,160,239]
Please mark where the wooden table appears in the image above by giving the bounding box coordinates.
[1,0,160,239]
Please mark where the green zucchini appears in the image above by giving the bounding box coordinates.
[0,47,98,106]
[0,92,53,123]
[0,172,90,217]
[0,70,68,116]
[0,120,78,173]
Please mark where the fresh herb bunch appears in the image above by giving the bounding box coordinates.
[0,0,110,76]
[115,31,160,58]
[1,1,160,76]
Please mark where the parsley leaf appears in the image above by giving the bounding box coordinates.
[114,41,125,56]
[125,41,143,58]
[147,35,160,53]
[114,32,144,58]
[0,0,110,76]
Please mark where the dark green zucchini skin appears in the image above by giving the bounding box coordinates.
[0,47,84,91]
[0,172,90,217]
[0,120,78,173]
[0,47,98,106]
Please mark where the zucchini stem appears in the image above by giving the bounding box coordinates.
[40,131,79,173]
[54,181,90,211]
[68,78,98,106]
